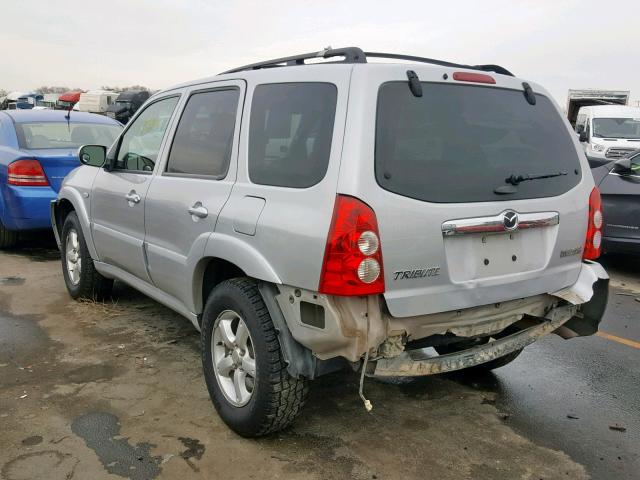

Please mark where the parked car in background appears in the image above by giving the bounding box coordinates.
[52,47,608,437]
[591,150,640,255]
[575,105,640,167]
[0,110,122,247]
[4,91,27,110]
[106,90,150,124]
[56,91,83,110]
[16,93,44,110]
[76,90,119,114]
[36,93,62,109]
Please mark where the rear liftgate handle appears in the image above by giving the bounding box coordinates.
[188,202,209,219]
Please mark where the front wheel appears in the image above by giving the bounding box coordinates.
[61,211,113,300]
[201,278,308,437]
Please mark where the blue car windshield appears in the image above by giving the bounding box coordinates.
[15,122,121,149]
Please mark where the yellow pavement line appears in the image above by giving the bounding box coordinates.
[596,331,640,349]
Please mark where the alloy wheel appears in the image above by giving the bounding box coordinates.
[211,310,256,407]
[65,229,82,285]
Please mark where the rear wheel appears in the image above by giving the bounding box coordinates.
[61,211,113,300]
[0,220,18,249]
[201,278,308,437]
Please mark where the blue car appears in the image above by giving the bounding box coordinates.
[0,110,122,247]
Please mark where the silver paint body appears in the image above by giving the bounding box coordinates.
[54,62,604,361]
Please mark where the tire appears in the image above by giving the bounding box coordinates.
[434,342,523,372]
[201,278,309,437]
[0,219,18,249]
[61,211,113,300]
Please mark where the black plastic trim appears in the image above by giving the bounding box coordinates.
[563,277,609,336]
[258,283,317,379]
[406,70,423,97]
[219,46,514,77]
[221,47,366,74]
[522,82,536,105]
[365,51,514,77]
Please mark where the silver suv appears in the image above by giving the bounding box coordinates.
[51,47,609,437]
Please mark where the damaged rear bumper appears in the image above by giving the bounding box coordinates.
[373,304,576,376]
[373,261,609,377]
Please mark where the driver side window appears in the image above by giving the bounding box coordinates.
[115,96,179,171]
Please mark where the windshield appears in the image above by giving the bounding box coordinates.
[375,82,582,203]
[593,117,640,139]
[15,122,122,149]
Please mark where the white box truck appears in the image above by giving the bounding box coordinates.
[566,89,630,128]
[76,90,119,114]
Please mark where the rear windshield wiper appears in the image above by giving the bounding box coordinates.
[505,171,567,186]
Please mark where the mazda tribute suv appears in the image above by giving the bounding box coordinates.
[51,47,609,437]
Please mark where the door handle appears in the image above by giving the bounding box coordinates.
[188,202,208,219]
[125,191,141,204]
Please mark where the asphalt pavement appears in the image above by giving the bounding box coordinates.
[0,237,638,480]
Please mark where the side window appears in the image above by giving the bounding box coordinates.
[166,89,239,177]
[115,96,179,171]
[575,114,586,133]
[585,119,591,139]
[248,83,337,188]
[631,153,640,173]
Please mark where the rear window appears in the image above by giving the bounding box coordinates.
[248,83,337,188]
[375,82,582,203]
[15,122,121,150]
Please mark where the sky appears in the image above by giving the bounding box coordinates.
[2,0,639,106]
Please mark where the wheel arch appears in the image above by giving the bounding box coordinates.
[196,257,247,319]
[54,188,98,259]
[193,234,282,318]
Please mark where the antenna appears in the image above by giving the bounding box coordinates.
[65,105,71,131]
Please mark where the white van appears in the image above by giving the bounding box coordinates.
[76,90,119,114]
[575,105,640,165]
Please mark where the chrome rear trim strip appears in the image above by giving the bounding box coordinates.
[442,210,559,237]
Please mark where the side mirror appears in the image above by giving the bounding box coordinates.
[612,157,632,173]
[78,145,106,167]
[579,131,588,143]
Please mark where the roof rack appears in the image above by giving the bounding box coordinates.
[220,47,514,77]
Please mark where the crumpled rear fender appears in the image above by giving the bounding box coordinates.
[551,260,609,336]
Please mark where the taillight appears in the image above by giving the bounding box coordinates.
[452,72,496,84]
[7,159,49,186]
[583,187,603,260]
[319,195,385,296]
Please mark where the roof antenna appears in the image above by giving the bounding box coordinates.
[64,105,71,131]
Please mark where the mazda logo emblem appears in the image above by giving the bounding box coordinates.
[502,210,519,231]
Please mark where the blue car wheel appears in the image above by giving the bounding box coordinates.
[0,219,18,249]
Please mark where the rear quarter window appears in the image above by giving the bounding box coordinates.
[375,82,582,203]
[248,82,337,188]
